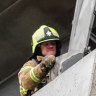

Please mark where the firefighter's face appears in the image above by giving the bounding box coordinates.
[41,41,56,56]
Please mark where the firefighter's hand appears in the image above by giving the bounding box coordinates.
[41,55,55,73]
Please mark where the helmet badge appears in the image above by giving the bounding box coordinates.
[46,30,52,36]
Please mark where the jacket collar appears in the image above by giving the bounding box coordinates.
[37,56,43,61]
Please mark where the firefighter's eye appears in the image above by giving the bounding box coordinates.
[51,41,56,45]
[42,42,48,46]
[43,43,48,46]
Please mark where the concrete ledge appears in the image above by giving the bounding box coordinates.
[50,50,83,80]
[33,49,96,96]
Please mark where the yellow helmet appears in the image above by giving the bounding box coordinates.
[32,25,61,56]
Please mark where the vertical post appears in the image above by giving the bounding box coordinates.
[68,0,96,53]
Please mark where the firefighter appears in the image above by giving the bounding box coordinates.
[18,25,61,96]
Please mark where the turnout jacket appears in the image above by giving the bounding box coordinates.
[18,55,55,96]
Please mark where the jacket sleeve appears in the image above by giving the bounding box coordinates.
[18,55,55,96]
[18,60,46,96]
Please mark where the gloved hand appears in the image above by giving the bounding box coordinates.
[40,55,55,73]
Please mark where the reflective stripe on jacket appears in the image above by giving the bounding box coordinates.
[18,56,49,96]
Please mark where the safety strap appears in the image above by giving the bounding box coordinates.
[32,59,38,65]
